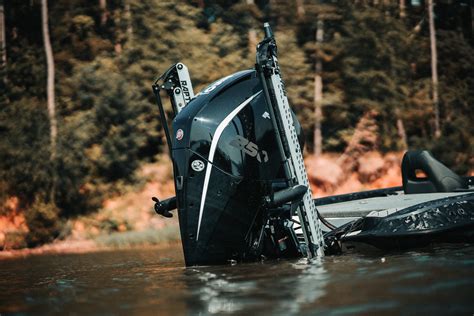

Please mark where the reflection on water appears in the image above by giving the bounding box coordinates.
[187,258,328,315]
[1,244,474,315]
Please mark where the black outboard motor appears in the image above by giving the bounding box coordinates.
[153,23,326,266]
[156,70,305,265]
[174,71,278,265]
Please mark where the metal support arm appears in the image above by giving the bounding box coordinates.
[256,23,325,258]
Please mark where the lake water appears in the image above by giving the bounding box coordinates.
[1,244,473,315]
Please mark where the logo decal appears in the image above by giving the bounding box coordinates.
[198,74,234,95]
[176,129,184,140]
[262,112,270,119]
[195,91,262,241]
[191,160,205,172]
[180,81,192,103]
[230,135,269,163]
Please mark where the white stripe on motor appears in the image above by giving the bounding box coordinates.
[196,90,262,241]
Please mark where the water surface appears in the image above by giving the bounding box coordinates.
[1,244,473,315]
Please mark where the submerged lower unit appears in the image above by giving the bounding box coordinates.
[173,148,249,265]
[173,147,304,266]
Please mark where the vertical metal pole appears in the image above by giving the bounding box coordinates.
[152,84,173,159]
[256,23,324,257]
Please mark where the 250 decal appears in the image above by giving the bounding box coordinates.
[229,135,269,163]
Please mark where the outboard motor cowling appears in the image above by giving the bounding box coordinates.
[152,23,325,266]
[170,70,303,265]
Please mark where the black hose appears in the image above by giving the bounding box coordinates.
[318,210,337,230]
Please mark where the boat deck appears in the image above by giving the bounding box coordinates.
[316,191,474,229]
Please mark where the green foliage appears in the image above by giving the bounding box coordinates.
[420,30,474,174]
[69,59,147,182]
[0,98,52,203]
[336,6,416,151]
[95,226,180,248]
[1,0,473,247]
[25,198,61,247]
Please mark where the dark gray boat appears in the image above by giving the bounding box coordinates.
[151,23,474,266]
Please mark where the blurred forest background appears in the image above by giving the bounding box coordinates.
[0,0,473,251]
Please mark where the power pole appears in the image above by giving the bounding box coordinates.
[428,0,441,138]
[313,19,323,156]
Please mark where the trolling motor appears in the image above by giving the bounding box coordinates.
[152,23,325,266]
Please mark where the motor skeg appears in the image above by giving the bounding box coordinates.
[171,70,304,266]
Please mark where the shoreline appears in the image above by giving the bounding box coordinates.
[0,237,182,261]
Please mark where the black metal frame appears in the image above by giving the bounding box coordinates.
[151,63,187,158]
[255,23,326,257]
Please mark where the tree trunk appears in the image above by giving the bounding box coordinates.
[0,0,6,66]
[196,0,205,9]
[41,0,57,200]
[248,28,257,54]
[395,109,408,150]
[399,0,406,19]
[295,0,305,19]
[313,20,323,156]
[428,0,441,138]
[99,0,108,26]
[246,0,256,55]
[114,6,122,55]
[337,110,379,173]
[125,1,133,45]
